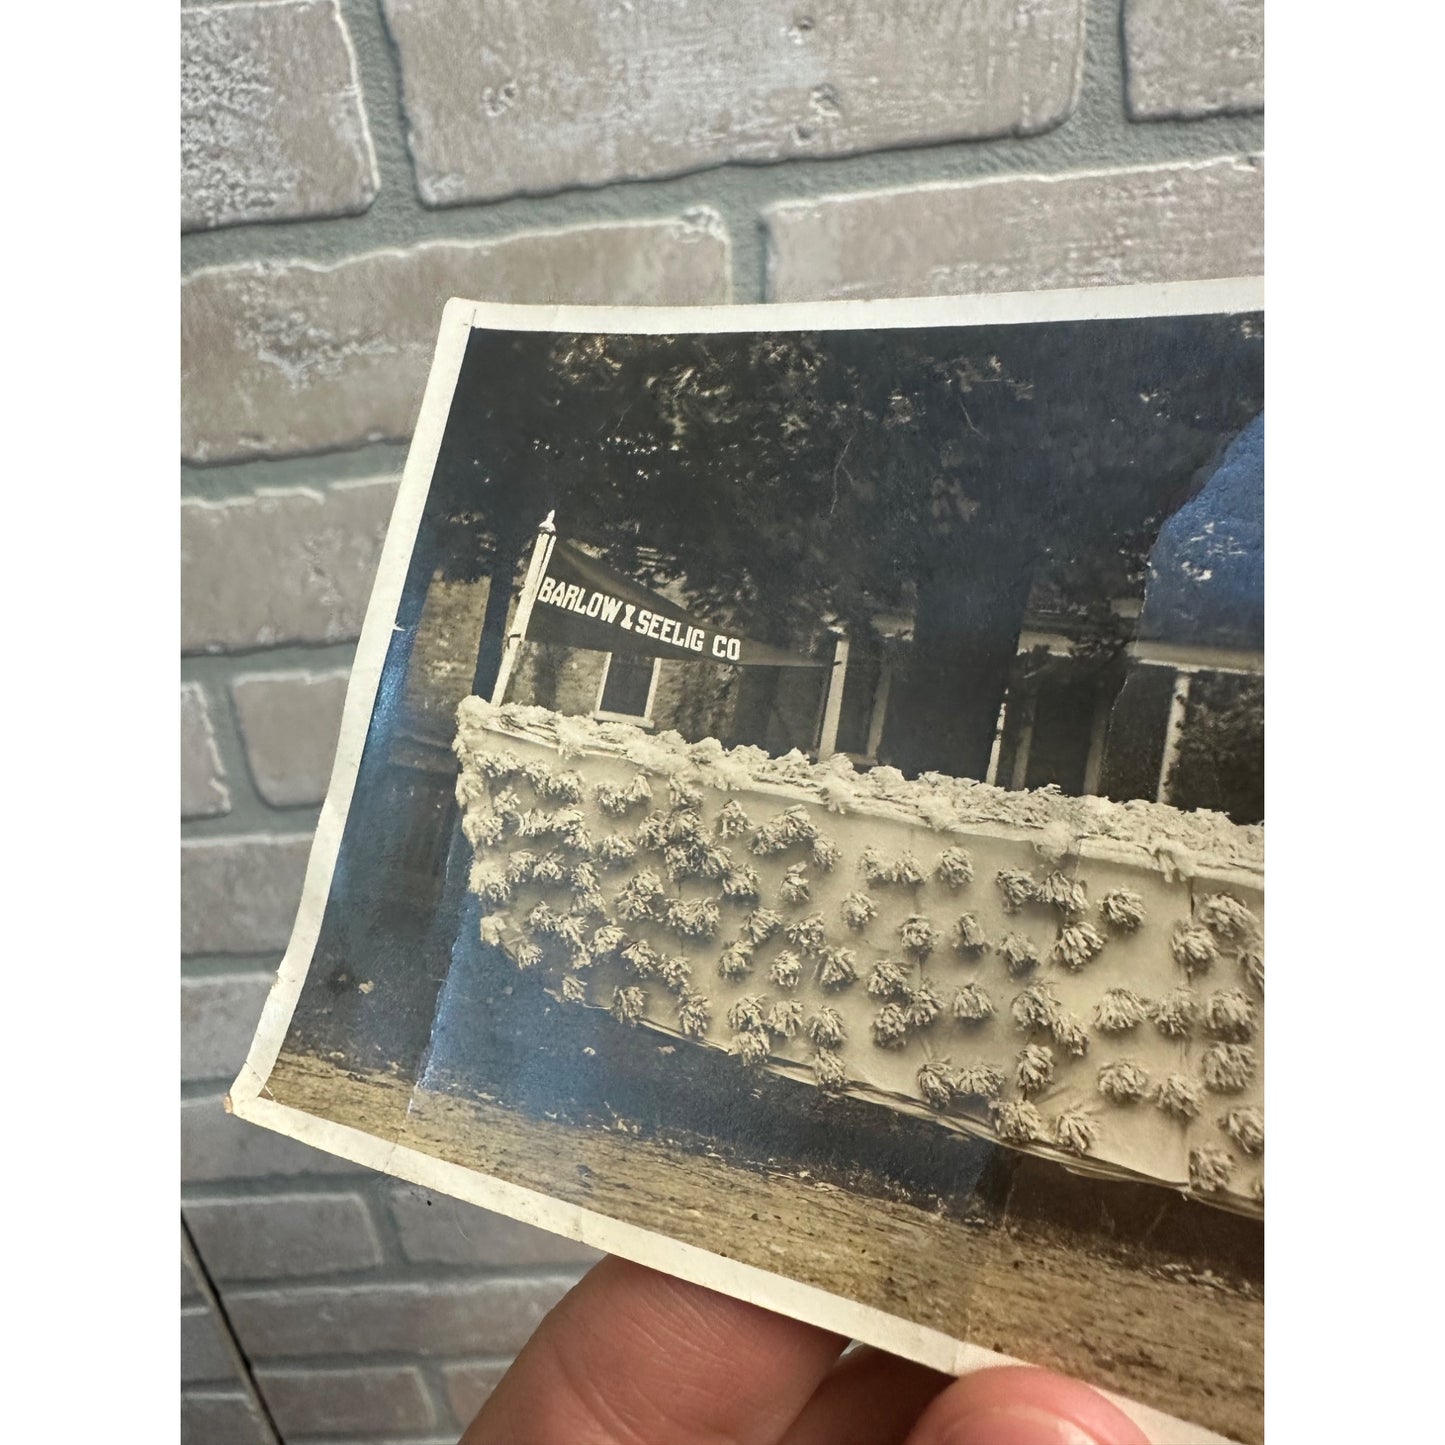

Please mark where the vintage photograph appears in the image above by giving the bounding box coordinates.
[236,287,1264,1443]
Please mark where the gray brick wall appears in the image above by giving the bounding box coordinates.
[231,669,352,807]
[181,0,379,231]
[180,1,1262,1439]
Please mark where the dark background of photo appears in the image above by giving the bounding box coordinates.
[419,317,1262,788]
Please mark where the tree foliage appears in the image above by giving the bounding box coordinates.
[424,314,1263,776]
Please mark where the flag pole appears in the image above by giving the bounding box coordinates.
[489,511,557,707]
[816,627,850,760]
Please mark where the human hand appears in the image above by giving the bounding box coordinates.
[460,1256,1151,1445]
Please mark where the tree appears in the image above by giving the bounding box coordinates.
[424,313,1264,777]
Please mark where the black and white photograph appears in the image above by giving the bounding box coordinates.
[233,285,1264,1444]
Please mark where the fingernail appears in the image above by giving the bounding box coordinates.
[937,1404,1103,1445]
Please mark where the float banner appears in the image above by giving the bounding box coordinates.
[528,539,825,669]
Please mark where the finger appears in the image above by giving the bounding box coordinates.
[902,1366,1153,1445]
[461,1255,848,1445]
[778,1345,954,1445]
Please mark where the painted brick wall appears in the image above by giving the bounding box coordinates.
[179,1,1263,1439]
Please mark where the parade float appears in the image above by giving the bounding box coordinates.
[452,693,1264,1217]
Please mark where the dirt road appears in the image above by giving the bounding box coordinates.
[269,1051,1262,1442]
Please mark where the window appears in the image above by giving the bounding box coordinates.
[595,653,659,721]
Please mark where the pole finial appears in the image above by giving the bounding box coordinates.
[540,509,556,534]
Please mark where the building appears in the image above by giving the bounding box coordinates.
[492,415,1261,822]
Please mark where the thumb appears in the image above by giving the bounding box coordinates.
[902,1366,1152,1445]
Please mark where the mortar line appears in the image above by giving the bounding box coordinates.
[182,1216,286,1445]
